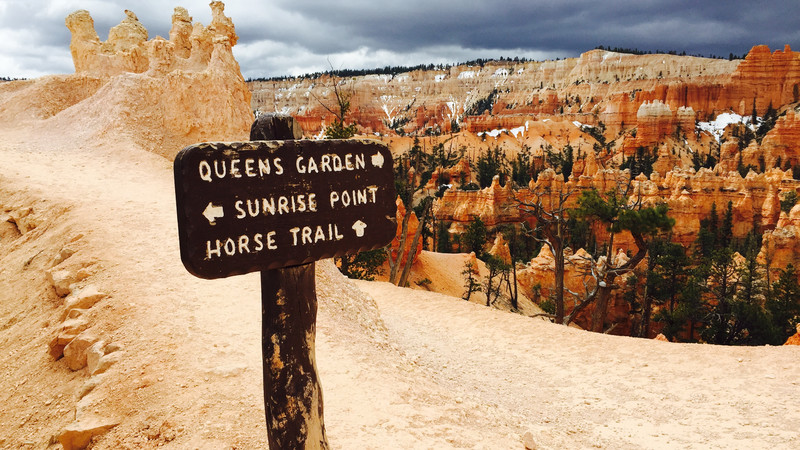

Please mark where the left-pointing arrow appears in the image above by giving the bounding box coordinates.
[202,202,224,225]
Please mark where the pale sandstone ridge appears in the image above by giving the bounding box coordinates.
[0,2,252,158]
[252,45,800,136]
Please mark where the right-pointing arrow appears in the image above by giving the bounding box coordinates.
[371,152,385,168]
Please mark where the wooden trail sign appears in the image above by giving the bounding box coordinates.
[174,139,397,279]
[173,114,397,449]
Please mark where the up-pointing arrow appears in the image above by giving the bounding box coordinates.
[203,202,224,225]
[352,220,367,237]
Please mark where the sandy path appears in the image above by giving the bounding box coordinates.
[357,281,800,449]
[0,126,519,448]
[1,123,799,449]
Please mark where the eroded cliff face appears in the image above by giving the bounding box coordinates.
[434,162,800,333]
[0,2,252,158]
[252,45,800,161]
[253,46,800,136]
[435,166,798,247]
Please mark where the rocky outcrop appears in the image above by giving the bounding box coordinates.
[59,420,120,450]
[760,203,800,280]
[487,234,512,264]
[634,100,675,148]
[436,166,798,249]
[0,2,252,158]
[65,2,238,77]
[759,109,800,168]
[784,324,800,345]
[726,45,800,115]
[390,198,423,269]
[433,175,520,227]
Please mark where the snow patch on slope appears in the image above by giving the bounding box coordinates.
[696,113,757,142]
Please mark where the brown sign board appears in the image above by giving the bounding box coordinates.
[174,139,397,279]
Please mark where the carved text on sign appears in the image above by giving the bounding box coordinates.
[174,139,397,279]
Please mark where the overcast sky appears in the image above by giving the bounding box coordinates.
[2,0,799,80]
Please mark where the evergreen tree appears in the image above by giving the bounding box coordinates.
[719,201,734,249]
[675,272,708,342]
[620,146,656,179]
[780,190,798,214]
[510,148,533,186]
[729,238,777,345]
[767,264,800,341]
[701,248,739,345]
[462,217,488,256]
[647,239,690,338]
[436,221,452,253]
[482,255,509,306]
[573,188,674,332]
[755,102,778,143]
[623,273,643,336]
[337,249,387,281]
[696,203,719,260]
[545,144,574,178]
[462,258,482,301]
[476,147,505,188]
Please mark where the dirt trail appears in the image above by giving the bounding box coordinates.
[1,123,799,449]
[0,125,520,448]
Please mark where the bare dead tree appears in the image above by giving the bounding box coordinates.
[311,61,357,139]
[517,170,673,332]
[516,179,579,324]
[569,177,674,332]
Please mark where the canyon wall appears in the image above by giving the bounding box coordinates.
[251,46,800,172]
[252,45,799,138]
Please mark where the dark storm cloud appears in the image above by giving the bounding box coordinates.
[2,1,799,78]
[271,0,800,58]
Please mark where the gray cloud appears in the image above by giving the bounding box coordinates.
[1,1,798,79]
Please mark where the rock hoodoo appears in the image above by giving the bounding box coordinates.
[1,2,252,158]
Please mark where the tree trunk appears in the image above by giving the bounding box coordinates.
[510,261,519,311]
[253,114,329,449]
[641,259,653,338]
[591,283,612,332]
[553,241,565,323]
[641,286,652,338]
[338,255,350,278]
[485,267,494,306]
[261,266,328,449]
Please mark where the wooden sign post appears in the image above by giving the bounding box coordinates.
[173,114,397,449]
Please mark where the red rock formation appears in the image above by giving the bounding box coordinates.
[434,175,521,227]
[440,165,797,247]
[253,44,800,163]
[390,198,423,269]
[634,100,674,149]
[760,203,800,281]
[487,234,512,264]
[784,324,800,345]
[760,110,800,168]
[726,45,800,115]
